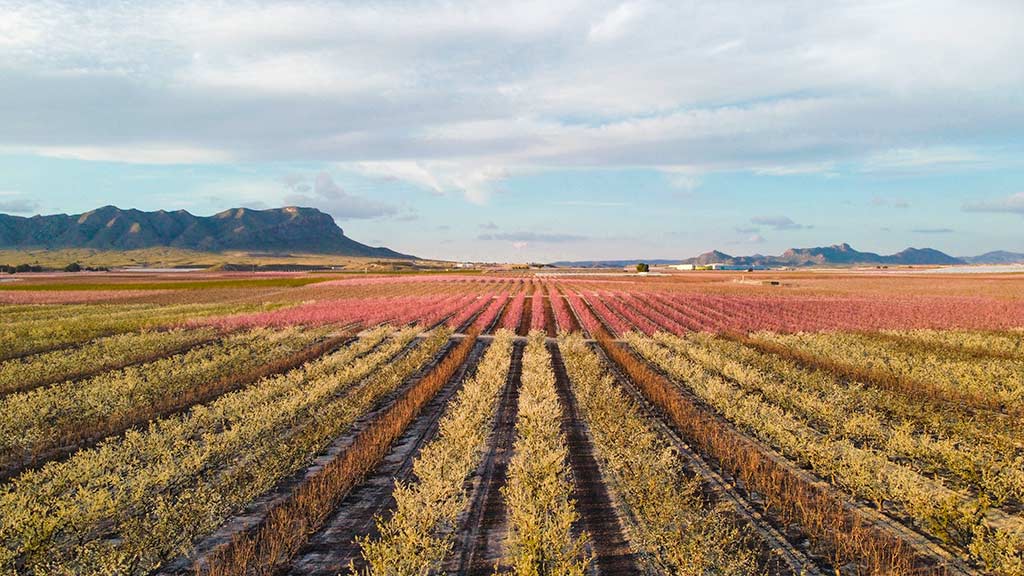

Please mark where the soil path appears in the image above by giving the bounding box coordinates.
[549,342,640,574]
[445,341,524,575]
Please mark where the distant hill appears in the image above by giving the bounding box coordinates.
[0,206,413,258]
[678,243,964,267]
[553,243,1007,268]
[962,251,1024,264]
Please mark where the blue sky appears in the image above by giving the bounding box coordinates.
[1,1,1023,261]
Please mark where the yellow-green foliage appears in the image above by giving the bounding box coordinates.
[358,329,516,575]
[502,331,589,576]
[663,332,1024,507]
[626,331,1024,575]
[756,331,1024,407]
[885,329,1024,359]
[558,332,759,575]
[0,327,219,395]
[0,326,453,575]
[0,302,274,361]
[0,327,330,466]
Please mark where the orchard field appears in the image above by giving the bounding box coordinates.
[1,269,1023,575]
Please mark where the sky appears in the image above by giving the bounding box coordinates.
[1,0,1023,262]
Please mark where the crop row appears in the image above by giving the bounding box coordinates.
[873,329,1024,361]
[530,292,546,332]
[0,327,219,396]
[502,331,590,575]
[472,293,509,332]
[199,327,472,576]
[445,295,493,330]
[359,329,516,573]
[0,301,273,361]
[0,325,417,574]
[548,287,577,333]
[557,332,760,574]
[548,285,1024,334]
[667,332,1024,507]
[501,290,527,332]
[752,331,1024,413]
[0,302,147,323]
[591,325,927,575]
[0,326,335,477]
[563,290,602,337]
[198,293,481,331]
[626,332,1024,574]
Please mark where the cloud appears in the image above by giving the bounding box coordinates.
[350,161,507,204]
[861,147,989,173]
[9,144,234,165]
[551,200,630,207]
[284,172,399,220]
[660,168,701,192]
[871,195,910,208]
[963,192,1024,215]
[478,231,588,243]
[754,162,837,176]
[750,215,811,230]
[479,221,499,230]
[734,226,759,234]
[588,2,645,42]
[911,227,955,234]
[0,1,1022,186]
[727,233,765,245]
[0,193,38,214]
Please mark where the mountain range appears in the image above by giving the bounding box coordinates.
[0,206,412,258]
[553,243,1024,268]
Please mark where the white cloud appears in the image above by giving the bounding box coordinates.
[750,216,811,231]
[963,192,1024,215]
[588,2,645,42]
[0,0,1022,193]
[479,231,588,243]
[9,144,234,165]
[284,172,399,219]
[754,162,837,176]
[861,146,989,172]
[0,191,38,214]
[349,161,508,204]
[660,167,701,192]
[551,200,630,207]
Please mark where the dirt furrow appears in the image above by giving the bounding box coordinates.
[446,341,525,575]
[542,293,557,337]
[487,296,512,335]
[549,342,640,575]
[282,340,489,576]
[519,296,532,336]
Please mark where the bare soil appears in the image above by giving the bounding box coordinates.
[549,342,640,574]
[445,341,525,575]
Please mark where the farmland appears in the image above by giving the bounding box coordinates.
[1,269,1023,575]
